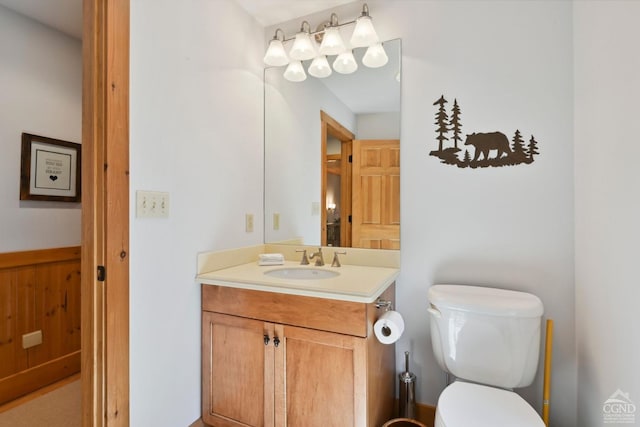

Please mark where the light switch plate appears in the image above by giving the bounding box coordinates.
[136,191,170,218]
[246,214,254,233]
[273,213,280,230]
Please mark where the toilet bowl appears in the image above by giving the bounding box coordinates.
[435,382,544,427]
[428,284,545,427]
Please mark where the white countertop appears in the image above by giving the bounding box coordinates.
[197,260,399,303]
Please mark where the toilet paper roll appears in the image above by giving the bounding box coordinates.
[374,310,405,344]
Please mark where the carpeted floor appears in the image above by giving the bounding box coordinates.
[0,380,80,427]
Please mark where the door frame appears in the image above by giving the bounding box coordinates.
[81,1,130,426]
[320,111,354,247]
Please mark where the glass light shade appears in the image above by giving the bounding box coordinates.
[263,39,289,66]
[289,32,316,61]
[308,56,332,78]
[362,43,388,68]
[283,60,307,82]
[319,27,346,56]
[350,15,378,47]
[333,50,358,74]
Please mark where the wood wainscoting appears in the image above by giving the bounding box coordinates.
[0,246,81,405]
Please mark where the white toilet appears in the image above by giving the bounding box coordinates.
[427,284,545,427]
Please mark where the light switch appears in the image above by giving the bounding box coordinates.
[273,213,280,230]
[136,191,170,218]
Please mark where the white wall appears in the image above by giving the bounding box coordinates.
[0,5,81,252]
[365,1,577,425]
[129,0,264,425]
[574,2,640,426]
[264,68,355,245]
[356,112,400,140]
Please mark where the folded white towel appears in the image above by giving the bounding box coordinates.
[258,253,285,266]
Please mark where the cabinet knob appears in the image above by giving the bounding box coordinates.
[273,337,280,348]
[264,334,270,346]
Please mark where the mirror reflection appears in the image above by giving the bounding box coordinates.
[264,38,401,249]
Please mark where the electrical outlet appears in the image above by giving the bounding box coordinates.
[136,191,170,218]
[22,330,43,349]
[246,214,254,233]
[273,213,280,230]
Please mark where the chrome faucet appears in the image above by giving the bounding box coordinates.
[309,248,325,266]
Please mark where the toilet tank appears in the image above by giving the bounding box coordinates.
[427,284,544,389]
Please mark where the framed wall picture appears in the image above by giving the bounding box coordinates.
[20,133,81,202]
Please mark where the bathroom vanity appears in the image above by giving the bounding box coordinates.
[197,245,400,427]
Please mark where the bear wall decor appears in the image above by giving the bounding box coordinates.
[430,95,540,168]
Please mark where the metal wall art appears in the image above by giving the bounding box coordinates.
[429,95,540,168]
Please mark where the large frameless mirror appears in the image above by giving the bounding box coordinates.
[264,38,401,249]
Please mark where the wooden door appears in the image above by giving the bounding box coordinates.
[202,312,275,427]
[351,140,400,249]
[275,324,366,427]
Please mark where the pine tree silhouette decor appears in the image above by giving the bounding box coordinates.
[429,94,541,168]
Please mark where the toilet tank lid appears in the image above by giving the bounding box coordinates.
[428,284,543,317]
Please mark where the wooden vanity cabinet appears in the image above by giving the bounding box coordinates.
[201,283,395,427]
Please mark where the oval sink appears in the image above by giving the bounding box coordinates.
[264,267,339,280]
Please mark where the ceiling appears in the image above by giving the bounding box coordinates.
[0,0,356,39]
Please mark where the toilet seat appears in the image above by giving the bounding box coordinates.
[435,381,545,427]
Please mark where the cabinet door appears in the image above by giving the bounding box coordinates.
[202,312,274,427]
[275,324,367,427]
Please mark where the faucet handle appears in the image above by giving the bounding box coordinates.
[331,251,347,267]
[296,249,309,265]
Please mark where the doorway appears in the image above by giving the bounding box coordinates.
[321,111,354,247]
[81,0,130,426]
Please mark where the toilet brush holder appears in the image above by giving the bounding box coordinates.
[399,351,417,419]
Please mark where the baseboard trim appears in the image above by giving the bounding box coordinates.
[0,351,81,405]
[416,402,436,427]
[189,418,207,427]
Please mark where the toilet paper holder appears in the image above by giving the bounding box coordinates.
[375,299,393,312]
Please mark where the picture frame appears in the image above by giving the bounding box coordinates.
[20,133,81,202]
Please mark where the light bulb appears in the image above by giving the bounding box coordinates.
[309,56,332,78]
[333,50,358,74]
[263,38,289,66]
[283,60,307,82]
[362,43,388,68]
[319,26,346,56]
[350,15,378,48]
[289,32,316,61]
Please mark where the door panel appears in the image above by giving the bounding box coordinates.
[352,140,400,249]
[203,312,273,427]
[276,325,366,427]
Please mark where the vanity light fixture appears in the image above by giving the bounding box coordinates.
[283,60,307,82]
[309,55,332,78]
[350,4,378,48]
[289,21,316,61]
[319,14,346,56]
[362,42,388,68]
[333,50,358,74]
[263,28,288,66]
[264,3,386,82]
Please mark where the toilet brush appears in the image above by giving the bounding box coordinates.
[399,351,417,419]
